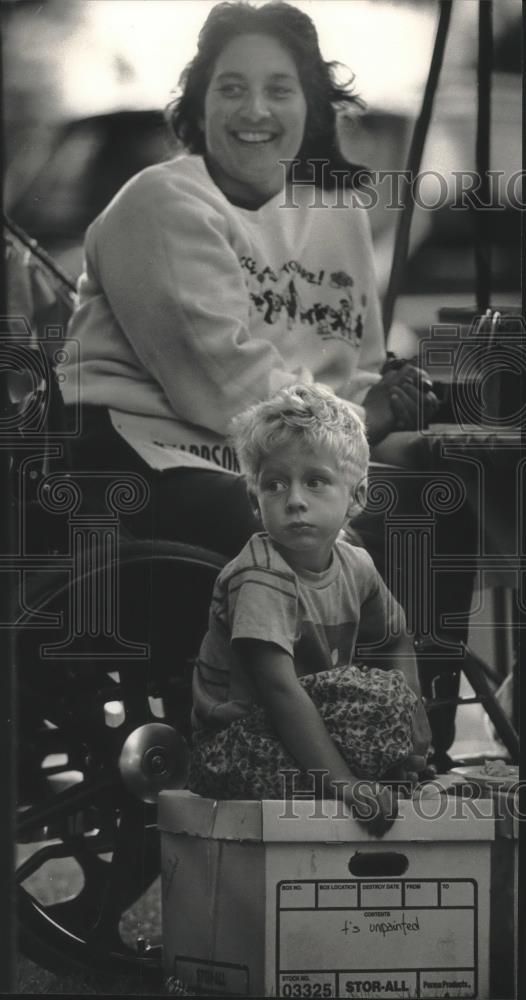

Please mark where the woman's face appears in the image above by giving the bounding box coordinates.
[202,32,307,207]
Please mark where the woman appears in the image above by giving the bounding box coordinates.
[61,0,436,550]
[61,1,466,768]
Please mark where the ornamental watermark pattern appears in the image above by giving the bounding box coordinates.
[278,159,526,212]
[276,769,522,824]
[2,320,151,657]
[2,312,523,663]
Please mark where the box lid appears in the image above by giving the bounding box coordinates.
[158,791,264,840]
[158,790,495,843]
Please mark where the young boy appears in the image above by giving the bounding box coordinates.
[188,384,430,834]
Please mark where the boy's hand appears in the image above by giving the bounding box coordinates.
[412,696,432,759]
[382,757,437,794]
[346,781,399,838]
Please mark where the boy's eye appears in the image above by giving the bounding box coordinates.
[307,477,328,489]
[263,479,287,494]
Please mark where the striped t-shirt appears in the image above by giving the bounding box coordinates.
[191,533,404,733]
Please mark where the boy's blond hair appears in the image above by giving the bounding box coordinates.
[230,383,370,494]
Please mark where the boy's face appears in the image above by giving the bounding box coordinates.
[255,441,355,573]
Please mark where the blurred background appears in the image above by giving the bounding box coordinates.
[3,0,522,350]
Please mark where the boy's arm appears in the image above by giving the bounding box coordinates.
[373,631,431,763]
[374,630,420,694]
[235,639,396,834]
[238,640,358,792]
[357,583,432,769]
[355,558,425,693]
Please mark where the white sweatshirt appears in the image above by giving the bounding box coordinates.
[61,154,385,473]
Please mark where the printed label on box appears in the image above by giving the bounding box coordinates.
[280,882,316,907]
[280,973,336,997]
[339,970,418,996]
[419,971,475,997]
[318,882,359,909]
[173,956,249,996]
[276,879,477,998]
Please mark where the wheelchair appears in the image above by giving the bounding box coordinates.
[16,532,224,979]
[6,222,227,979]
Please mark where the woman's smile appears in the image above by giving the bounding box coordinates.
[230,130,280,144]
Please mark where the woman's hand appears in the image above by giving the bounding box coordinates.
[362,380,398,444]
[363,362,439,444]
[382,361,439,431]
[363,362,439,443]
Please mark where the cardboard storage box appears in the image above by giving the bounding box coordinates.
[489,792,518,1000]
[159,791,495,999]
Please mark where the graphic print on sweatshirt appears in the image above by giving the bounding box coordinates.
[240,255,367,346]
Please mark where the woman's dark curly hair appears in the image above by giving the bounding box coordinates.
[166,1,366,189]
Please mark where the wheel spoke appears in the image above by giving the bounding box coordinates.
[118,668,151,728]
[17,773,114,837]
[88,802,159,945]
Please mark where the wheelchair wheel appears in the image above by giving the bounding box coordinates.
[16,539,225,980]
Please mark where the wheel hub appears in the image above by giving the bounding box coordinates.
[118,723,189,803]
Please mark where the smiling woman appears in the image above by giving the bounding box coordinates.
[61,0,418,556]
